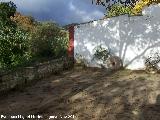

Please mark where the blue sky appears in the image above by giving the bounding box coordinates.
[3,0,106,25]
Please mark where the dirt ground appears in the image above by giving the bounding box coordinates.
[1,67,160,120]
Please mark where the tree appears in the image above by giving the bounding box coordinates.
[29,22,68,58]
[107,4,134,17]
[92,0,138,10]
[92,0,160,14]
[0,1,16,27]
[132,0,160,14]
[0,1,30,68]
[11,12,36,32]
[0,28,30,68]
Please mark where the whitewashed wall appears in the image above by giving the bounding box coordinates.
[74,4,160,70]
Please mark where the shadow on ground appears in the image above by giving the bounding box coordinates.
[0,67,160,120]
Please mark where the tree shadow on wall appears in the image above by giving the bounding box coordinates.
[75,12,160,68]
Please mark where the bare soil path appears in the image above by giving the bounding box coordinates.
[1,67,160,120]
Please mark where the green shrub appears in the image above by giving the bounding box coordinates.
[29,22,69,59]
[145,52,160,73]
[0,1,31,69]
[92,45,110,62]
[0,26,30,68]
[0,1,69,69]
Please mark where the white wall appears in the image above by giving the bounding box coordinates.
[74,4,160,70]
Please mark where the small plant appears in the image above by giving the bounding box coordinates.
[92,45,110,63]
[145,52,160,73]
[75,53,88,67]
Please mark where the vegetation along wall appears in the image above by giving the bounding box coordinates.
[74,4,160,70]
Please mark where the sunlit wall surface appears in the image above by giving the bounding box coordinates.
[74,4,160,70]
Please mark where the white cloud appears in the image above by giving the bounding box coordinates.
[69,1,104,23]
[2,0,105,25]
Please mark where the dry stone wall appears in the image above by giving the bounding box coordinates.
[0,57,74,94]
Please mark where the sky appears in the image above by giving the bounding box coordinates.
[2,0,106,26]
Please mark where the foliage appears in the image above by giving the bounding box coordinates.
[0,1,69,69]
[132,0,160,14]
[107,4,134,17]
[75,53,88,68]
[0,25,30,68]
[93,45,110,62]
[92,0,160,16]
[0,1,16,27]
[92,0,138,10]
[145,52,160,73]
[0,1,30,69]
[75,53,86,63]
[10,12,36,32]
[29,22,69,59]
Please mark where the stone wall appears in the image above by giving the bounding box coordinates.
[0,57,74,94]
